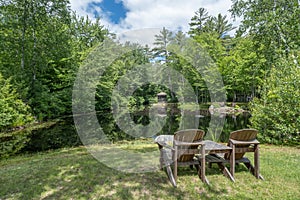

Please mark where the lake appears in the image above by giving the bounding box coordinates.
[23,104,251,153]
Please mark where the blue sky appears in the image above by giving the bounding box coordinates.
[87,0,128,24]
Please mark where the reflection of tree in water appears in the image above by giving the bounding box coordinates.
[128,105,180,137]
[96,107,250,142]
[97,112,134,142]
[220,112,251,142]
[130,110,150,126]
[157,106,180,136]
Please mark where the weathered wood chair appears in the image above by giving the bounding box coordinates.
[206,129,264,180]
[155,129,206,187]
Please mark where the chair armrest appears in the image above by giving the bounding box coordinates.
[156,141,175,151]
[154,135,174,150]
[158,141,175,150]
[174,140,204,146]
[229,139,260,145]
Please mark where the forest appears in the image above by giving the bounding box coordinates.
[0,0,299,158]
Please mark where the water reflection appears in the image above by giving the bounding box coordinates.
[22,105,251,153]
[97,105,251,143]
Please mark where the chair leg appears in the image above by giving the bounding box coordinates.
[197,161,209,184]
[230,143,235,179]
[254,144,260,179]
[217,163,235,182]
[159,158,164,171]
[173,146,178,182]
[165,165,177,187]
[200,145,208,184]
[259,174,265,180]
[244,162,255,175]
[244,162,264,180]
[173,161,177,182]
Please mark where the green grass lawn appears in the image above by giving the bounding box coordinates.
[0,142,299,200]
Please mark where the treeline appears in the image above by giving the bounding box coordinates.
[0,0,108,129]
[0,0,300,145]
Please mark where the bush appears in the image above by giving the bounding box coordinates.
[0,129,31,159]
[0,74,33,131]
[250,57,300,145]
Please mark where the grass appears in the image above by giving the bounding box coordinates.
[0,142,299,200]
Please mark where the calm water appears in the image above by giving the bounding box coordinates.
[126,106,251,142]
[24,105,251,152]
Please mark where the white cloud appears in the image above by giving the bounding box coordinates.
[69,0,101,19]
[118,0,231,32]
[69,0,112,29]
[117,28,161,47]
[70,0,240,46]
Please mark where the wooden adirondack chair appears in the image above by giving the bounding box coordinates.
[206,129,264,180]
[155,129,206,187]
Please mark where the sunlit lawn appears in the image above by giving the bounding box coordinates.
[0,141,299,200]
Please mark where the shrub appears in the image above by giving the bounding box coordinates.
[0,129,31,158]
[0,74,33,131]
[250,57,300,145]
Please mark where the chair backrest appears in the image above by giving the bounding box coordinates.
[174,129,205,162]
[225,129,258,160]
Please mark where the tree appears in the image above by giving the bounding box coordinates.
[212,14,235,38]
[250,56,300,145]
[188,8,209,36]
[220,37,266,101]
[0,74,33,131]
[194,33,226,63]
[70,14,109,59]
[0,0,108,120]
[231,0,300,144]
[95,42,150,111]
[188,9,232,102]
[151,27,177,101]
[0,0,73,119]
[230,0,300,64]
[152,27,173,60]
[189,8,234,39]
[173,30,186,47]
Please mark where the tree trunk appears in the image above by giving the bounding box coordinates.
[21,1,28,70]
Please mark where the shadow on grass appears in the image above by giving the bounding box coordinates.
[2,144,300,199]
[2,147,270,199]
[1,147,212,199]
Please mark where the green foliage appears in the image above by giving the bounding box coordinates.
[0,0,108,121]
[0,122,54,159]
[0,0,72,119]
[231,0,300,145]
[0,129,31,159]
[95,44,150,111]
[230,0,300,63]
[70,15,109,60]
[188,7,209,36]
[0,74,33,131]
[152,27,173,58]
[220,37,266,100]
[194,32,226,62]
[189,8,234,38]
[250,57,300,145]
